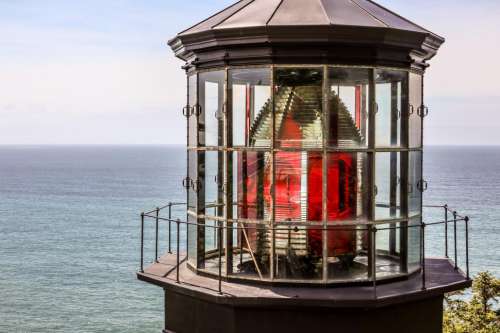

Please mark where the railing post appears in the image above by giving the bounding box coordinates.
[155,207,160,263]
[444,204,449,258]
[372,225,377,300]
[168,202,172,254]
[465,216,470,280]
[453,211,458,270]
[218,223,223,295]
[421,222,426,290]
[140,213,144,273]
[176,218,180,283]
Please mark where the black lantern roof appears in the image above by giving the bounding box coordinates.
[169,0,444,70]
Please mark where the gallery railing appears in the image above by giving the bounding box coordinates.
[139,203,470,295]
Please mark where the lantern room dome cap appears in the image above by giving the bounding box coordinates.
[170,0,444,68]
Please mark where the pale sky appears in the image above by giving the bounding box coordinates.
[1,0,499,145]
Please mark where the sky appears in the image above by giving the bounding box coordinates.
[1,0,499,145]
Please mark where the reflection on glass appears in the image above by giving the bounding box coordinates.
[375,152,402,220]
[199,71,225,147]
[230,68,271,147]
[329,68,370,148]
[188,74,198,147]
[409,151,422,217]
[409,73,422,148]
[375,70,407,147]
[376,222,403,277]
[204,151,224,216]
[274,68,324,148]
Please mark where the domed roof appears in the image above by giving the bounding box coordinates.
[169,0,444,69]
[179,0,438,38]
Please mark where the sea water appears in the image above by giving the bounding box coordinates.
[0,145,498,332]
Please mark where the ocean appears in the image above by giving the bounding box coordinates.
[0,145,498,332]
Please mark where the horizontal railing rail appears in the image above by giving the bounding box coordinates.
[139,203,470,295]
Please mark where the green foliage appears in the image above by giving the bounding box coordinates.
[444,272,500,333]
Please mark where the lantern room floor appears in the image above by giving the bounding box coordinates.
[137,253,471,308]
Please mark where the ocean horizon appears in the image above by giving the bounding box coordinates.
[1,145,498,332]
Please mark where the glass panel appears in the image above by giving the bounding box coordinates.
[274,68,324,148]
[329,67,370,148]
[229,68,272,148]
[409,73,422,148]
[187,150,197,212]
[326,152,369,223]
[275,224,323,280]
[203,220,223,274]
[376,222,403,278]
[375,70,407,147]
[409,151,422,217]
[408,216,422,272]
[274,152,305,222]
[187,213,198,267]
[199,71,225,147]
[327,225,369,281]
[203,151,224,216]
[231,222,270,279]
[375,152,402,220]
[188,74,198,147]
[232,151,271,222]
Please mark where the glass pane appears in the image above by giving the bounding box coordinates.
[231,223,270,279]
[203,220,223,274]
[199,71,225,147]
[274,68,324,148]
[326,152,369,223]
[376,222,403,278]
[232,151,271,222]
[188,74,198,147]
[408,216,422,272]
[375,70,407,147]
[409,73,422,148]
[275,224,323,280]
[327,225,369,281]
[375,152,402,220]
[187,213,199,267]
[203,151,224,217]
[409,151,422,217]
[187,150,197,212]
[329,68,370,148]
[229,68,272,147]
[274,152,305,222]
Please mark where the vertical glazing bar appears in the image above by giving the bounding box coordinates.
[465,216,470,280]
[322,65,329,283]
[218,224,223,294]
[444,204,448,258]
[421,223,426,290]
[453,211,458,270]
[224,67,233,276]
[168,202,172,253]
[367,69,376,278]
[155,207,160,262]
[372,225,377,299]
[270,65,276,280]
[140,213,144,273]
[176,219,180,283]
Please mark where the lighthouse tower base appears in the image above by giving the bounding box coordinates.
[162,289,443,333]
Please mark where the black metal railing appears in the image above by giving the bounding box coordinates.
[139,203,470,295]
